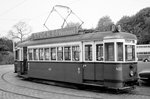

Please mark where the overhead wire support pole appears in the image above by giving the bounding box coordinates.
[54,5,71,28]
[61,10,72,28]
[43,5,84,30]
[54,9,69,28]
[43,7,55,30]
[71,12,84,28]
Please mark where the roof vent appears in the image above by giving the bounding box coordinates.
[112,25,121,33]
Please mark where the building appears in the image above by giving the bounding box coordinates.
[137,44,150,61]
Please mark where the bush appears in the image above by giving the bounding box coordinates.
[5,52,14,64]
[0,51,14,65]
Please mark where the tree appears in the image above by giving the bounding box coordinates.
[0,37,13,52]
[8,21,32,42]
[116,16,133,33]
[0,37,14,64]
[117,7,150,44]
[96,16,114,32]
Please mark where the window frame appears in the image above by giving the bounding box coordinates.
[72,45,80,61]
[105,42,115,61]
[116,42,123,61]
[51,47,57,61]
[15,48,23,61]
[124,40,137,62]
[57,46,64,61]
[44,47,50,60]
[103,39,136,63]
[96,43,104,62]
[83,42,94,62]
[125,45,136,61]
[28,48,33,61]
[33,48,39,60]
[39,48,44,60]
[64,46,71,61]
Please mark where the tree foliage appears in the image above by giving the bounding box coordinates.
[0,37,13,52]
[0,37,14,64]
[8,21,32,42]
[117,7,150,44]
[96,16,114,32]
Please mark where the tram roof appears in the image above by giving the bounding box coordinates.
[18,30,137,47]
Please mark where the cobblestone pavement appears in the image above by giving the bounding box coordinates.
[0,65,150,99]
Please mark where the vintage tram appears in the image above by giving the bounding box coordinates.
[14,26,138,90]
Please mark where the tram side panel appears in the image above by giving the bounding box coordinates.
[82,62,104,83]
[122,63,138,85]
[14,61,23,74]
[82,62,95,81]
[27,62,83,84]
[27,62,64,81]
[103,63,138,88]
[104,63,123,88]
[64,62,82,83]
[95,63,104,84]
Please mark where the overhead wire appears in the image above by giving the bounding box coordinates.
[0,0,27,17]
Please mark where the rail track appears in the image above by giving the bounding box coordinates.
[1,65,150,99]
[0,69,102,99]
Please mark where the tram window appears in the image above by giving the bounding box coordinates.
[125,45,135,61]
[117,42,123,61]
[96,44,103,61]
[44,48,50,60]
[64,46,71,61]
[105,43,114,61]
[28,49,33,60]
[72,46,80,61]
[51,47,56,60]
[57,47,63,61]
[15,50,19,60]
[85,45,92,61]
[33,49,38,60]
[39,48,44,60]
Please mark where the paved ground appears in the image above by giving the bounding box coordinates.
[0,65,150,99]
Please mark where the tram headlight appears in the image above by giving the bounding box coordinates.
[129,70,134,77]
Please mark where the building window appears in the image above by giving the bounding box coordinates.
[57,47,63,61]
[64,46,71,61]
[105,43,114,61]
[72,46,80,61]
[117,42,123,61]
[85,45,92,61]
[51,47,56,60]
[28,49,33,60]
[125,45,135,61]
[33,49,38,60]
[44,48,50,60]
[96,44,103,61]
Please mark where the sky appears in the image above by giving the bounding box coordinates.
[0,0,149,37]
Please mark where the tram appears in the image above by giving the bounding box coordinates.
[14,26,138,90]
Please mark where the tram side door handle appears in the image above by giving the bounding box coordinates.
[83,64,86,68]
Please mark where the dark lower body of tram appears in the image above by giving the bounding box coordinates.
[14,60,138,90]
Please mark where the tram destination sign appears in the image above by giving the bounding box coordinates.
[31,27,79,40]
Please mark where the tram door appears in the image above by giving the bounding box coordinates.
[83,43,95,81]
[22,47,28,74]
